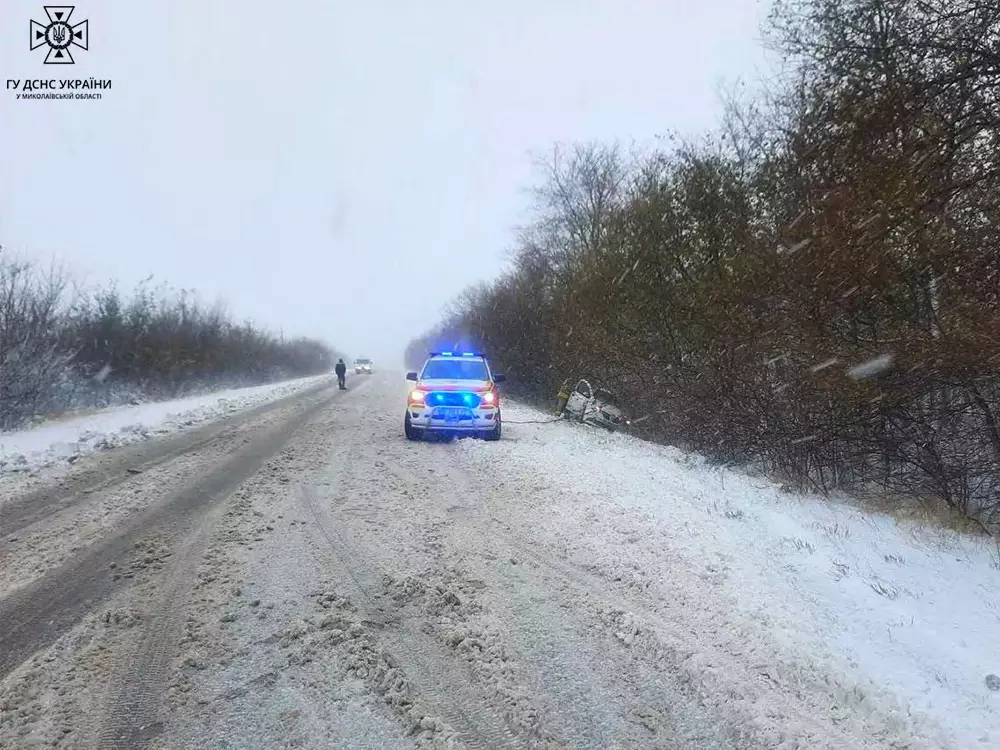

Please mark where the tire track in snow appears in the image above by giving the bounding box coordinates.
[379,454,716,749]
[297,481,530,750]
[1,379,333,538]
[95,519,222,749]
[94,390,341,749]
[0,388,338,683]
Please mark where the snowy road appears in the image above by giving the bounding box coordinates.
[0,372,995,749]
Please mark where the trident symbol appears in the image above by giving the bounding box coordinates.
[52,25,67,44]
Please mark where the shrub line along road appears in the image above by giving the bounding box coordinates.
[0,373,950,750]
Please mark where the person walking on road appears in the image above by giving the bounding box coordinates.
[335,358,347,389]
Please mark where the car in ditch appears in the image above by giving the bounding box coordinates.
[404,352,506,441]
[561,378,629,431]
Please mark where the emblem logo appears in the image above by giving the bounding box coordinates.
[30,6,89,64]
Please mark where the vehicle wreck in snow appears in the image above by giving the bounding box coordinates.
[557,378,630,432]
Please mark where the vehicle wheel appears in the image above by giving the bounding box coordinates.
[404,413,422,441]
[482,414,502,441]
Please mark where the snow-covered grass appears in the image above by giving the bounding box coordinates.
[459,400,1000,749]
[0,374,330,475]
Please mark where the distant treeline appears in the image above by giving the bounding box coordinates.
[408,0,1000,526]
[0,252,338,430]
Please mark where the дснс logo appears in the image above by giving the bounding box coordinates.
[30,6,89,64]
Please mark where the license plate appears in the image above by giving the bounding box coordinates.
[432,407,471,421]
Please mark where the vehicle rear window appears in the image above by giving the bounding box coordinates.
[421,358,489,380]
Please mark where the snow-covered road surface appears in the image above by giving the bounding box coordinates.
[0,374,332,477]
[0,372,995,749]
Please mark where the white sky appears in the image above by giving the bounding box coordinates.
[1,0,770,363]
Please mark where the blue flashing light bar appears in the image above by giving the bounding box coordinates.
[425,391,481,407]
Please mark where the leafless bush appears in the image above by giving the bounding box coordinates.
[65,280,337,402]
[0,254,338,430]
[0,253,73,429]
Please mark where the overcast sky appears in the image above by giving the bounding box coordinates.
[1,0,770,364]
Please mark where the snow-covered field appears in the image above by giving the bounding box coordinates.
[456,401,1000,748]
[0,374,330,475]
